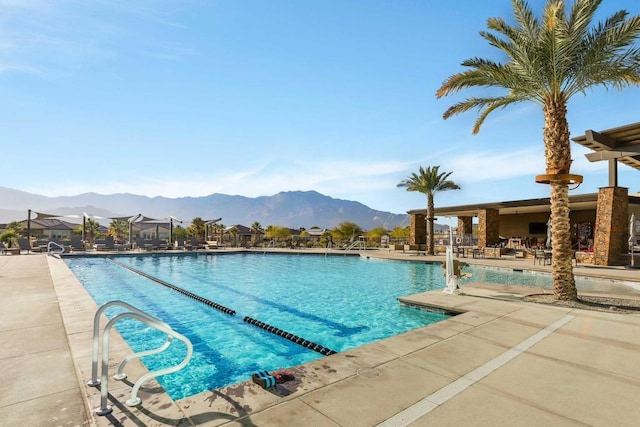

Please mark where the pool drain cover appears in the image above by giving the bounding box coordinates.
[356,368,380,379]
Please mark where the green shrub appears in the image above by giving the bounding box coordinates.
[0,230,19,248]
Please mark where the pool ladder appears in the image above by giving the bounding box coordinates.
[47,241,65,257]
[87,300,193,416]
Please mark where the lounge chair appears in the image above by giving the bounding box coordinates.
[34,239,49,252]
[18,238,37,254]
[152,238,168,250]
[134,238,145,251]
[0,242,20,255]
[104,236,116,251]
[70,237,86,252]
[93,239,107,251]
[175,238,186,250]
[190,237,204,250]
[52,239,71,253]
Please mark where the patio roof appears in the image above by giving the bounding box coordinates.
[408,193,640,218]
[572,121,640,172]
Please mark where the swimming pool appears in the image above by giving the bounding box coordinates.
[65,253,452,400]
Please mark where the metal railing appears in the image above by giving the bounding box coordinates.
[263,240,275,254]
[47,241,65,256]
[345,236,366,251]
[88,300,193,416]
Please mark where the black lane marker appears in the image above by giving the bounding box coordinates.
[106,258,338,356]
[179,270,367,337]
[243,316,337,356]
[106,258,236,316]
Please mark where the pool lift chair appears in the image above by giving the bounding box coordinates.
[88,300,193,416]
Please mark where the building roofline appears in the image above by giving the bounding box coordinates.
[407,192,640,217]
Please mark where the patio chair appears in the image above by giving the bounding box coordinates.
[190,237,204,250]
[18,238,38,254]
[104,236,116,251]
[152,238,168,250]
[52,239,71,253]
[93,239,107,251]
[533,250,552,265]
[70,237,86,252]
[175,238,186,250]
[135,237,145,251]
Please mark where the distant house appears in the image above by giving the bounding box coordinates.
[12,218,80,240]
[305,227,326,238]
[224,224,264,246]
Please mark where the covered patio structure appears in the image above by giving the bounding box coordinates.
[407,121,640,266]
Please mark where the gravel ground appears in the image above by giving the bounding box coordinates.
[523,294,640,314]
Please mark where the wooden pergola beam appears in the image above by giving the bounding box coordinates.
[585,149,640,162]
[585,129,618,149]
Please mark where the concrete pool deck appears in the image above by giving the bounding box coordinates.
[1,250,640,426]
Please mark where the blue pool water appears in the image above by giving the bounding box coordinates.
[65,253,633,400]
[65,254,453,400]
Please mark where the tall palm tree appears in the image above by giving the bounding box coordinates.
[436,0,640,300]
[397,166,460,255]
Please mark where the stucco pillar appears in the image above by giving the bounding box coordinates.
[477,209,499,248]
[593,186,628,266]
[410,213,426,245]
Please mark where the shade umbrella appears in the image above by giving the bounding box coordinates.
[629,213,636,267]
[443,218,458,294]
[168,216,183,245]
[443,246,458,294]
[546,217,552,249]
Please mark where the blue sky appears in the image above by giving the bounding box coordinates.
[1,0,639,215]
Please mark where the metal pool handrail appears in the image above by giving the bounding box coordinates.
[47,241,65,256]
[88,300,193,416]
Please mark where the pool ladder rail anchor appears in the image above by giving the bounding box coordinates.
[87,300,193,416]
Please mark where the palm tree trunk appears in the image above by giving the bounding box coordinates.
[544,97,577,301]
[427,194,435,255]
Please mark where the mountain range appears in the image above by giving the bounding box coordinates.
[0,186,413,230]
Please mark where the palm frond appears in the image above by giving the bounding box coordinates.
[397,166,461,196]
[438,0,640,134]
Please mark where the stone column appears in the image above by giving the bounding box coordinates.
[410,213,426,245]
[457,217,473,237]
[477,209,499,248]
[593,186,628,266]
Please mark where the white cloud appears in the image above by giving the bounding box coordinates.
[444,147,545,182]
[571,144,609,174]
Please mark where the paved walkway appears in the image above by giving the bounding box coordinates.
[0,254,89,426]
[1,251,640,426]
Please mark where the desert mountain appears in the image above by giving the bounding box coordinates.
[0,187,413,230]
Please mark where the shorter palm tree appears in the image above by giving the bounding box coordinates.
[251,221,264,245]
[398,166,460,255]
[188,217,206,242]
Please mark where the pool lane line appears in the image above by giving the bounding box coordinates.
[244,316,337,356]
[106,258,236,316]
[376,313,575,427]
[179,270,368,337]
[106,258,338,356]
